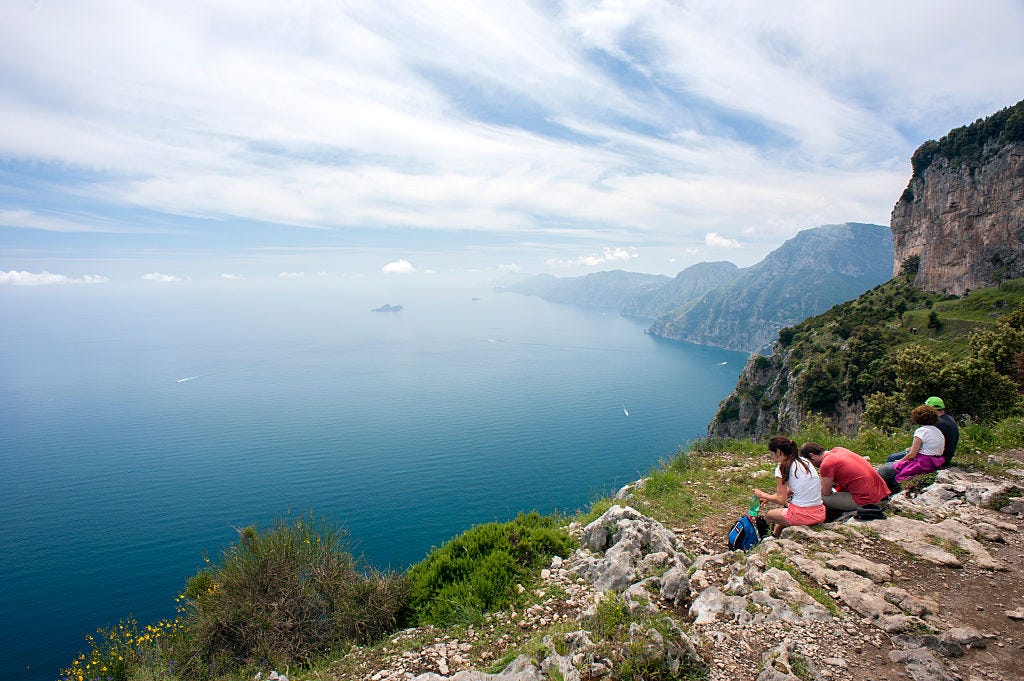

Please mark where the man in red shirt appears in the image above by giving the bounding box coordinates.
[800,443,891,512]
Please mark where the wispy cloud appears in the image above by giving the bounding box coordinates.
[141,272,184,283]
[0,1,1022,275]
[277,271,328,279]
[0,270,109,286]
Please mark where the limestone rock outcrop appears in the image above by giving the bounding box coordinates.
[332,460,1024,681]
[892,140,1024,296]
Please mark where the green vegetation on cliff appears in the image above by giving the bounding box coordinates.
[710,271,1024,437]
[405,512,575,627]
[63,513,575,681]
[909,98,1024,180]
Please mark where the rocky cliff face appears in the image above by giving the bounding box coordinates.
[620,261,739,320]
[892,142,1024,295]
[707,346,864,440]
[649,223,893,353]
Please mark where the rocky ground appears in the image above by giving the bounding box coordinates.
[323,453,1024,681]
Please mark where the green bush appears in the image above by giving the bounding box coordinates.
[178,513,407,676]
[863,392,907,433]
[939,356,1023,422]
[405,512,575,626]
[795,360,841,412]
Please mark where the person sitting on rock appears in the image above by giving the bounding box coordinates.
[800,442,890,518]
[925,396,960,468]
[881,396,960,469]
[877,404,946,493]
[753,436,825,537]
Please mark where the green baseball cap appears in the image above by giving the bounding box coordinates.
[925,396,945,409]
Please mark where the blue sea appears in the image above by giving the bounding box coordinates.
[0,277,745,679]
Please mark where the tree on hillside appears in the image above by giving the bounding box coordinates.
[864,301,1024,428]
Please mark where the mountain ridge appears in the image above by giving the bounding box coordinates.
[500,222,893,353]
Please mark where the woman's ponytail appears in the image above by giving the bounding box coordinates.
[769,436,807,483]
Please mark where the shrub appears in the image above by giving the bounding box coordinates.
[777,327,795,347]
[970,324,1024,378]
[179,513,407,675]
[863,392,907,433]
[61,616,185,681]
[795,360,841,412]
[405,512,575,626]
[939,357,1024,423]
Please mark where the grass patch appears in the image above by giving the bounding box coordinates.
[764,552,841,617]
[790,652,815,681]
[589,594,707,681]
[928,536,971,560]
[900,472,938,495]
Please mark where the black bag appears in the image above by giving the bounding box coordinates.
[855,504,886,521]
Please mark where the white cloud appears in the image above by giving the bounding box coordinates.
[141,272,184,282]
[277,271,306,279]
[220,273,243,280]
[0,270,109,286]
[545,246,639,269]
[0,1,1021,272]
[705,233,742,249]
[382,259,415,274]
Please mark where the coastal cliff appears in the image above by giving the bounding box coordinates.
[709,101,1024,440]
[892,100,1024,295]
[619,261,739,320]
[647,223,892,353]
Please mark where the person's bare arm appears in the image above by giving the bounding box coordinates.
[901,436,923,461]
[754,478,790,506]
[820,474,835,497]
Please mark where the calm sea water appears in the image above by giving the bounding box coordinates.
[0,278,745,679]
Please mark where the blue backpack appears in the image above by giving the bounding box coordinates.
[728,515,770,550]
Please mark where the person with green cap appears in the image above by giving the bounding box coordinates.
[925,396,959,468]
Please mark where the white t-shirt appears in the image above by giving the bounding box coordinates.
[914,425,945,458]
[775,457,823,508]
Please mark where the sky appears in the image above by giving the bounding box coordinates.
[1,0,1023,287]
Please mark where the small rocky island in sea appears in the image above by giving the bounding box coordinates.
[371,304,403,313]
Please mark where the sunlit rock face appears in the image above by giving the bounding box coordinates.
[891,141,1024,296]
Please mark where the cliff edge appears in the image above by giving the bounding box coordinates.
[892,100,1024,295]
[333,451,1024,681]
